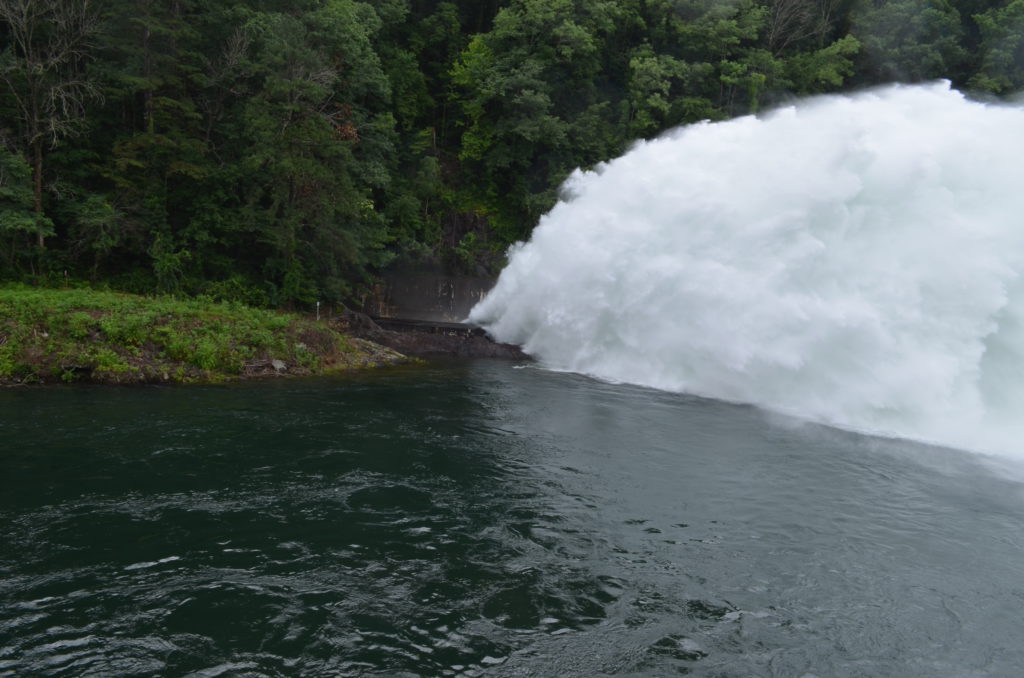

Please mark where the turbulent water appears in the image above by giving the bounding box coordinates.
[471,82,1024,457]
[6,83,1024,678]
[3,365,1024,677]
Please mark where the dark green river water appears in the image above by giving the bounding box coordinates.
[2,361,1023,677]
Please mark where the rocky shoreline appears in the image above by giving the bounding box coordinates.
[0,288,530,387]
[332,311,529,361]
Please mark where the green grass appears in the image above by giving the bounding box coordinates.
[0,286,406,385]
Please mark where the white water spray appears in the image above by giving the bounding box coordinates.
[470,82,1024,456]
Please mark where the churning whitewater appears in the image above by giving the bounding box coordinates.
[470,82,1024,456]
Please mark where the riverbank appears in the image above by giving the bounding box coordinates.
[0,287,409,385]
[330,312,528,360]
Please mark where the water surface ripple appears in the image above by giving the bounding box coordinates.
[2,362,1023,676]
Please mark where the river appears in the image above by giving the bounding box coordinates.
[3,361,1023,677]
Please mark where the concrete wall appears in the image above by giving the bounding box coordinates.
[362,271,495,322]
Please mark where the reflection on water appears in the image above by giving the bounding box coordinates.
[2,362,1024,677]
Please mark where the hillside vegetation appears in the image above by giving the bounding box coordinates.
[2,0,1020,305]
[0,287,405,385]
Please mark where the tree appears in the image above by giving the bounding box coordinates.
[229,0,398,303]
[0,0,101,248]
[765,0,843,54]
[782,33,860,91]
[451,0,623,238]
[849,0,968,84]
[626,45,711,135]
[969,0,1024,94]
[91,0,212,290]
[0,148,49,273]
[0,0,998,295]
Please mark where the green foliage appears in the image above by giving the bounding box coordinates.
[0,152,40,236]
[627,47,694,135]
[0,0,103,253]
[450,0,623,235]
[969,0,1024,93]
[850,0,969,83]
[0,0,1016,292]
[784,35,863,92]
[0,151,54,273]
[0,285,396,384]
[201,275,271,307]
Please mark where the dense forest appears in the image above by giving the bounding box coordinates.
[1,0,1022,307]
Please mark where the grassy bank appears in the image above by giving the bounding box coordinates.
[0,287,407,385]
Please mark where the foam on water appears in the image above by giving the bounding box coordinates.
[470,82,1024,456]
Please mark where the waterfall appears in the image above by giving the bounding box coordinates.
[470,82,1024,456]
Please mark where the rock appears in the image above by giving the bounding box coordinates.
[335,319,528,360]
[336,310,383,334]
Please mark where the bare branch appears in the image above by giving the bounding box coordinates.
[766,0,840,54]
[0,0,101,243]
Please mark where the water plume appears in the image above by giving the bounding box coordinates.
[470,82,1024,456]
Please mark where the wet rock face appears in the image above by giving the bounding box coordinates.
[334,312,528,360]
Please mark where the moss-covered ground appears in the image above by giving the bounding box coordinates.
[0,286,407,385]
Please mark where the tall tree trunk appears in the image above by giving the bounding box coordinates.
[144,25,154,134]
[32,139,44,249]
[0,0,100,252]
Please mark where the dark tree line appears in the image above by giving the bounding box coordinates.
[1,0,1021,306]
